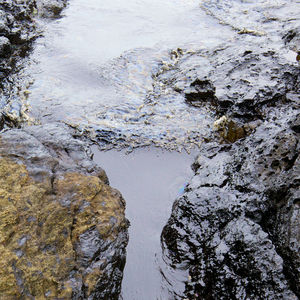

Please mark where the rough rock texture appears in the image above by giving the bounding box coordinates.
[154,43,299,122]
[0,0,37,81]
[201,0,299,41]
[160,4,300,299]
[0,123,129,299]
[36,0,68,18]
[162,104,300,298]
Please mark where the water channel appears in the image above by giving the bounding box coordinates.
[92,147,195,299]
[23,0,235,298]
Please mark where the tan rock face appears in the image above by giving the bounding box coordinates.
[0,125,128,299]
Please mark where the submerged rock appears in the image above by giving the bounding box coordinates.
[0,123,129,299]
[36,0,68,18]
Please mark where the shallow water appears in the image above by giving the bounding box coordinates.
[92,146,196,299]
[15,0,299,298]
[20,0,235,298]
[23,0,235,151]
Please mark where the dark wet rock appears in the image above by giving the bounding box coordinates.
[0,0,37,129]
[0,1,298,298]
[161,100,300,299]
[283,27,300,53]
[0,0,68,130]
[160,3,300,297]
[154,44,299,121]
[139,0,300,129]
[0,0,37,55]
[0,123,129,299]
[0,36,11,57]
[289,113,300,134]
[0,24,9,37]
[184,79,217,106]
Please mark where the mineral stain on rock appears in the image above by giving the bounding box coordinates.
[0,0,299,299]
[0,125,129,299]
[213,115,251,144]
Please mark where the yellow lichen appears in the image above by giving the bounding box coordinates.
[84,268,103,296]
[213,116,247,143]
[0,158,126,298]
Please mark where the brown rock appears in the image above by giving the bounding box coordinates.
[0,124,128,299]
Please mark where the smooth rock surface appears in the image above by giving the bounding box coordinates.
[0,123,129,299]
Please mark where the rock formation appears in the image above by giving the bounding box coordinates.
[161,1,299,298]
[0,124,129,299]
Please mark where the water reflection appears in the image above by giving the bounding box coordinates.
[92,146,196,300]
[25,0,234,150]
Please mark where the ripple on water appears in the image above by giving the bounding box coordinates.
[23,0,235,151]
